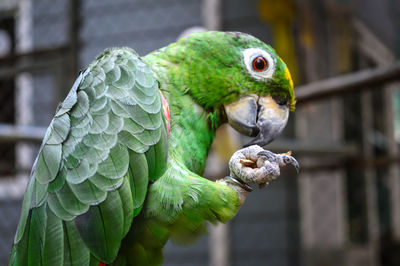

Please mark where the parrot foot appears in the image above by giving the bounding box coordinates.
[228,145,299,189]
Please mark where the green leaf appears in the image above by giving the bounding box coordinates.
[34,144,62,184]
[97,144,129,179]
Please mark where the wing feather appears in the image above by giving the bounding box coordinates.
[9,48,168,266]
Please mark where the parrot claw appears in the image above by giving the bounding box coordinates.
[258,151,299,173]
[228,145,299,190]
[257,150,277,161]
[280,154,300,173]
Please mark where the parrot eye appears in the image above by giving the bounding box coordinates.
[252,56,268,71]
[242,48,275,81]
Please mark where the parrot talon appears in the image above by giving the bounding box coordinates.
[257,150,276,160]
[228,145,299,189]
[279,155,300,173]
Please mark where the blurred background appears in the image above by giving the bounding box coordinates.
[0,0,400,265]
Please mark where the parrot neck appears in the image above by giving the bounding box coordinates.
[143,53,225,174]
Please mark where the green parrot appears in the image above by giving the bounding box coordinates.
[8,31,298,266]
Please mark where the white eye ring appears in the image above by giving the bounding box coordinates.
[242,48,275,81]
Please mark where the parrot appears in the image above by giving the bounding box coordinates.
[8,31,298,266]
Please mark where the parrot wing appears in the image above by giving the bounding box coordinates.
[9,48,168,265]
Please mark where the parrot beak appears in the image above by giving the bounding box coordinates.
[224,95,289,147]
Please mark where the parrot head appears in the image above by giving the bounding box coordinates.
[154,31,295,146]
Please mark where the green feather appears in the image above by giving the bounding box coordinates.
[69,178,107,205]
[97,144,129,179]
[75,190,124,263]
[34,144,62,184]
[62,221,90,266]
[11,47,168,266]
[89,173,124,192]
[42,205,64,265]
[118,175,134,235]
[127,151,148,210]
[27,205,47,266]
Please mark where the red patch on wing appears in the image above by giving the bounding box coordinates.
[159,90,171,134]
[99,262,106,266]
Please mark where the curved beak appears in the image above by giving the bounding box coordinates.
[224,95,289,147]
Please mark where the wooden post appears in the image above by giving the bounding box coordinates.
[13,0,33,197]
[68,0,80,91]
[201,0,221,30]
[360,88,380,266]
